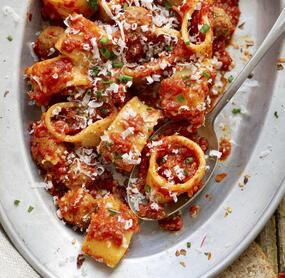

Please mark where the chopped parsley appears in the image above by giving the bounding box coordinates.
[86,89,92,95]
[123,3,128,10]
[183,170,189,176]
[176,94,185,103]
[187,242,191,248]
[185,40,190,45]
[203,71,211,79]
[112,60,124,68]
[7,35,13,42]
[108,208,120,216]
[96,91,102,98]
[144,184,151,193]
[165,45,173,52]
[185,157,193,163]
[99,37,109,44]
[232,108,241,115]
[200,24,210,34]
[164,1,172,10]
[27,205,34,213]
[91,66,100,77]
[161,157,167,163]
[274,111,279,118]
[87,0,98,11]
[100,107,109,114]
[117,74,133,83]
[102,79,112,84]
[100,48,112,59]
[228,75,234,83]
[113,152,122,158]
[14,199,20,206]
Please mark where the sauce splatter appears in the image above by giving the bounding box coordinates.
[215,172,228,183]
[219,138,232,161]
[189,205,200,218]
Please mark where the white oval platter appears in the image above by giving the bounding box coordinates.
[0,0,285,277]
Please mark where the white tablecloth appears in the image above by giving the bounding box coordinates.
[0,225,39,278]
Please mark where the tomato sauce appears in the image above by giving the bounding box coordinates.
[86,201,139,247]
[215,172,228,182]
[213,0,240,70]
[189,205,200,218]
[156,142,199,184]
[158,214,183,231]
[219,138,232,161]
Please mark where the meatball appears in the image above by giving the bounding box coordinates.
[212,7,235,39]
[34,26,64,60]
[31,120,66,170]
[57,188,97,229]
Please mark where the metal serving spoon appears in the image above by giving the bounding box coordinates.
[127,8,285,220]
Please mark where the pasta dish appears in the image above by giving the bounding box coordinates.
[27,0,240,268]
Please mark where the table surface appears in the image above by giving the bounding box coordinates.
[256,196,285,275]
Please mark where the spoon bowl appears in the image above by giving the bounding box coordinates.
[127,116,219,221]
[127,7,285,220]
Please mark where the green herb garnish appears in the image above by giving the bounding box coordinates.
[14,200,20,206]
[100,37,109,44]
[176,94,185,103]
[117,74,133,83]
[203,71,211,79]
[108,208,119,216]
[112,60,124,68]
[102,79,112,84]
[100,108,109,114]
[165,45,173,52]
[232,108,241,115]
[274,111,279,118]
[164,1,172,10]
[228,75,234,83]
[100,48,112,59]
[27,206,34,213]
[185,40,190,45]
[200,24,210,34]
[91,66,100,77]
[7,35,13,42]
[87,0,98,11]
[187,242,191,248]
[185,157,193,163]
[144,184,151,193]
[96,91,102,98]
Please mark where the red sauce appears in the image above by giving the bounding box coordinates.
[122,115,145,134]
[158,214,183,231]
[86,200,139,247]
[156,142,199,184]
[219,138,232,161]
[189,205,200,218]
[61,38,83,53]
[159,77,206,127]
[76,254,85,269]
[108,133,132,159]
[27,57,75,105]
[138,203,166,219]
[213,0,240,70]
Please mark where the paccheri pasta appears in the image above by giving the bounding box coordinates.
[27,0,240,268]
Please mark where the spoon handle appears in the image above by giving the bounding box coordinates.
[208,7,285,122]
